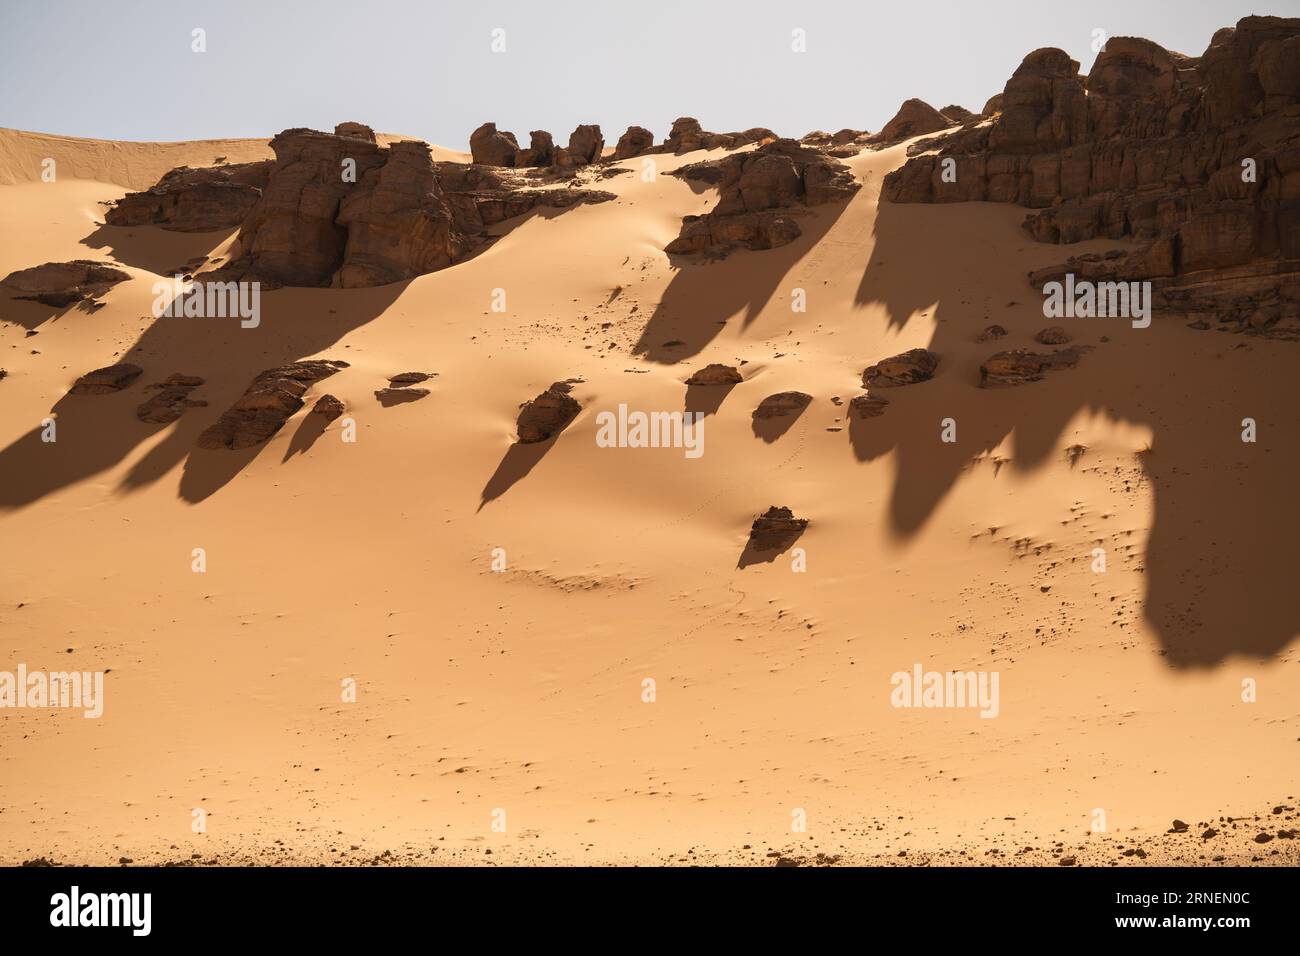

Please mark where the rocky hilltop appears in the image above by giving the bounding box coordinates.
[882,15,1300,334]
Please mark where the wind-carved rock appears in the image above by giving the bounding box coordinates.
[106,162,272,232]
[883,16,1300,334]
[3,260,130,307]
[665,139,860,258]
[516,381,581,443]
[197,360,348,450]
[469,122,520,167]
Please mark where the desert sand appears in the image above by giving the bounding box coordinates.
[0,111,1296,867]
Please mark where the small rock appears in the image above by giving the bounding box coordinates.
[686,363,743,386]
[863,348,939,387]
[69,363,144,395]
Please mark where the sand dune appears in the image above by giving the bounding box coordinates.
[1,44,1298,866]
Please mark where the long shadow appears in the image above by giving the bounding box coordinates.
[855,198,1300,666]
[684,382,736,417]
[0,293,98,332]
[478,434,564,510]
[737,526,807,569]
[81,223,239,276]
[282,412,330,461]
[0,256,406,509]
[634,201,852,364]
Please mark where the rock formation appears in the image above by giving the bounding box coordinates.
[516,381,581,442]
[469,122,519,167]
[665,139,859,258]
[68,362,143,395]
[136,374,207,423]
[747,506,808,552]
[883,16,1300,333]
[874,99,955,142]
[311,394,345,421]
[613,126,655,160]
[388,371,435,386]
[2,260,130,307]
[192,125,614,290]
[561,125,604,166]
[685,364,743,386]
[979,347,1089,387]
[658,117,776,155]
[862,348,940,387]
[375,387,429,406]
[106,161,272,232]
[197,360,348,450]
[515,130,555,168]
[753,391,812,418]
[849,394,890,418]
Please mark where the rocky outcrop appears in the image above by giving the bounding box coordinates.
[940,104,977,124]
[375,386,429,406]
[686,363,743,386]
[849,394,890,418]
[982,93,1004,116]
[979,347,1089,387]
[658,117,776,155]
[311,394,344,421]
[3,260,130,307]
[194,126,614,290]
[516,381,581,442]
[515,130,554,167]
[665,139,859,258]
[334,122,376,143]
[68,363,143,395]
[136,374,207,423]
[388,371,435,386]
[560,125,604,167]
[753,391,812,418]
[469,122,519,166]
[613,126,655,160]
[105,161,272,232]
[863,348,940,387]
[197,360,348,450]
[883,17,1300,331]
[333,140,467,288]
[747,506,808,552]
[874,99,955,142]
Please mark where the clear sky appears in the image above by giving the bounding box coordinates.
[1,0,1294,147]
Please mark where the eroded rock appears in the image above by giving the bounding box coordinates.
[686,364,743,386]
[136,373,206,423]
[106,161,272,232]
[469,122,519,167]
[979,347,1089,386]
[197,360,348,449]
[753,391,812,418]
[3,260,130,307]
[863,348,940,387]
[516,380,581,442]
[748,506,809,552]
[69,362,143,395]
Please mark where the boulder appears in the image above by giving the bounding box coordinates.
[197,360,348,450]
[1034,326,1072,344]
[561,125,604,166]
[849,394,890,418]
[613,126,655,160]
[375,387,430,406]
[106,161,272,232]
[753,391,812,419]
[876,99,954,141]
[311,394,345,421]
[136,373,206,423]
[3,260,130,306]
[686,364,743,386]
[334,122,377,143]
[979,347,1088,387]
[388,371,435,386]
[515,130,554,167]
[68,362,143,395]
[516,380,581,442]
[863,348,940,387]
[469,122,519,166]
[747,506,808,551]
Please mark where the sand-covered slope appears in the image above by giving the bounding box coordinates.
[0,122,1296,867]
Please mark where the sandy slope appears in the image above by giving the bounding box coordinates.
[0,128,1296,867]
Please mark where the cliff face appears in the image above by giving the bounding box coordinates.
[883,16,1300,334]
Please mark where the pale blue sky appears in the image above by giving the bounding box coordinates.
[1,0,1294,147]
